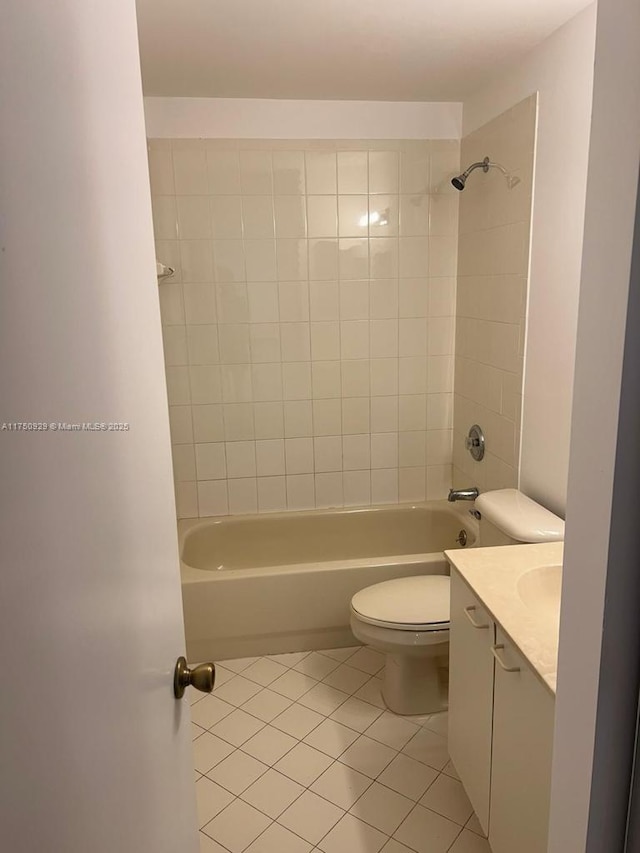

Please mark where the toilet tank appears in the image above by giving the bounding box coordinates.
[475,489,565,546]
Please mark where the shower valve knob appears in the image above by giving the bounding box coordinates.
[174,656,216,699]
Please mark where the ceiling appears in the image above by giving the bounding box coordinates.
[136,0,592,101]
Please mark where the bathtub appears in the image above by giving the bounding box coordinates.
[179,501,478,661]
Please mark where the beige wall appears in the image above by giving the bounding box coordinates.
[453,96,536,491]
[149,138,460,517]
[463,6,597,514]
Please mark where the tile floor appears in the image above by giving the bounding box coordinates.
[191,646,491,853]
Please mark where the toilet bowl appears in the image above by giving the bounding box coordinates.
[350,575,450,715]
[350,488,565,716]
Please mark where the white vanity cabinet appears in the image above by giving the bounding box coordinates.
[489,626,555,853]
[448,570,555,853]
[448,571,495,834]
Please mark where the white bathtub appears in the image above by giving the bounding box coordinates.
[179,501,478,661]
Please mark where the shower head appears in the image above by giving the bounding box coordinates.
[451,157,490,191]
[451,156,520,192]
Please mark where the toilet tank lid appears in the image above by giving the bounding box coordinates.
[475,489,565,543]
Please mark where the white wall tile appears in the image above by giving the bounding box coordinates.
[210,196,243,239]
[195,443,227,480]
[309,281,340,322]
[153,138,458,516]
[370,280,398,319]
[169,406,194,444]
[286,474,315,510]
[342,398,370,434]
[337,152,368,194]
[312,361,342,399]
[228,478,258,514]
[275,196,307,238]
[340,320,369,360]
[343,471,371,506]
[309,239,339,280]
[311,323,341,361]
[226,441,257,478]
[184,284,217,325]
[217,283,249,324]
[257,476,287,513]
[213,239,245,282]
[285,438,314,474]
[273,151,306,194]
[281,323,311,362]
[177,196,211,239]
[219,324,250,363]
[198,480,229,516]
[284,400,313,438]
[189,365,222,404]
[251,363,283,402]
[369,236,398,279]
[369,151,399,194]
[371,468,399,504]
[342,434,371,471]
[338,239,368,280]
[277,240,308,281]
[307,197,338,238]
[242,196,275,239]
[173,146,207,195]
[314,436,343,473]
[245,240,277,282]
[192,404,225,443]
[256,439,286,477]
[371,397,399,433]
[282,362,312,400]
[207,150,241,195]
[306,152,337,195]
[313,399,342,436]
[247,283,279,323]
[240,151,273,195]
[338,196,369,238]
[223,403,255,440]
[315,472,344,508]
[370,359,399,397]
[254,402,285,439]
[250,324,281,363]
[371,432,399,469]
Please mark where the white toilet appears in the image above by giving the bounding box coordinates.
[350,488,565,716]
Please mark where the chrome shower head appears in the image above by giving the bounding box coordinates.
[451,157,490,191]
[451,156,520,192]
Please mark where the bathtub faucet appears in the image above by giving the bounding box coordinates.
[448,487,479,502]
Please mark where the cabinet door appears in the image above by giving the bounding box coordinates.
[448,570,495,834]
[489,627,555,853]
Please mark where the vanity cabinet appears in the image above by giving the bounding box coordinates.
[449,570,555,853]
[448,572,495,833]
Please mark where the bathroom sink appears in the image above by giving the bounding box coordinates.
[517,564,562,620]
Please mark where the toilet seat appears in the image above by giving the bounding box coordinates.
[351,575,450,632]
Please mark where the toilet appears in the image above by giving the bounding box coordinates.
[350,488,565,716]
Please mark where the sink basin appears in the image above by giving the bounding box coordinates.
[517,564,562,620]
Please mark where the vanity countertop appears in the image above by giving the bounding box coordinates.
[445,541,563,695]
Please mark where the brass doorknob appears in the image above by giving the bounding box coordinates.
[174,656,216,699]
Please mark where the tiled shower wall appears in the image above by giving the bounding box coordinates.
[453,96,536,491]
[149,139,459,517]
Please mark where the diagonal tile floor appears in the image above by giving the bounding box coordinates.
[191,647,491,853]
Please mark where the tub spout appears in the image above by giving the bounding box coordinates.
[448,487,479,502]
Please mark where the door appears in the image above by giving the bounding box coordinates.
[0,3,198,851]
[489,628,555,853]
[448,570,495,833]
